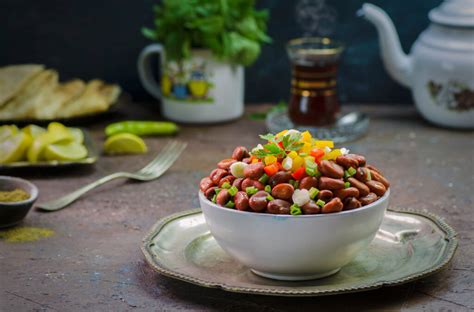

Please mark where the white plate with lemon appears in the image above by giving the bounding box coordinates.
[0,122,99,168]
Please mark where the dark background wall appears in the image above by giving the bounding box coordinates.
[1,0,441,104]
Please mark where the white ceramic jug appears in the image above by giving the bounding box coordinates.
[359,0,474,129]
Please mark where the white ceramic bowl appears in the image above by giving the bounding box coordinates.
[199,189,390,281]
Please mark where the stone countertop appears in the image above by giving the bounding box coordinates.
[1,104,473,311]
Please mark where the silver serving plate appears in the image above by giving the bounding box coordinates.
[0,129,99,169]
[142,208,457,297]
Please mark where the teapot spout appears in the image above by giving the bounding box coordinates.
[358,3,412,88]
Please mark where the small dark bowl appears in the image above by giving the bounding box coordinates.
[0,176,38,228]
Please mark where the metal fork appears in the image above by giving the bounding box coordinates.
[37,140,187,212]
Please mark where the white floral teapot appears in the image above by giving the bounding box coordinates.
[359,0,474,129]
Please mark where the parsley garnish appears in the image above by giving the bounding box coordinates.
[251,131,304,159]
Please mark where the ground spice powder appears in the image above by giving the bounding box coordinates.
[0,188,30,202]
[0,227,54,243]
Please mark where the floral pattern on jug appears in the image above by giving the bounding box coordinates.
[161,61,214,103]
[428,81,474,112]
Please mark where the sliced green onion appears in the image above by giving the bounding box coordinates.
[258,174,269,184]
[225,200,235,208]
[215,188,221,195]
[266,194,274,201]
[316,199,325,207]
[221,182,231,189]
[348,167,357,176]
[293,181,299,189]
[367,169,372,181]
[211,194,217,203]
[246,186,258,195]
[290,204,302,215]
[344,182,351,189]
[344,171,351,179]
[299,153,308,157]
[228,186,238,196]
[309,187,319,199]
[289,179,295,187]
[305,166,316,176]
[264,185,272,193]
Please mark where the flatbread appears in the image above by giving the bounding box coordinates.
[0,64,45,108]
[32,79,86,119]
[0,70,58,120]
[58,79,121,118]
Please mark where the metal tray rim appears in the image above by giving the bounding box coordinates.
[141,208,458,297]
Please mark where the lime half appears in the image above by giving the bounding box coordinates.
[104,133,147,155]
[0,132,32,163]
[44,142,88,161]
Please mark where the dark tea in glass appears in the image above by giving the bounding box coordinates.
[287,38,344,126]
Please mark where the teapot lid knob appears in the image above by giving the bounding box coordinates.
[429,0,474,27]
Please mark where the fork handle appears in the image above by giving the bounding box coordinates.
[37,172,129,211]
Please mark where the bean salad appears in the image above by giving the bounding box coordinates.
[199,130,390,215]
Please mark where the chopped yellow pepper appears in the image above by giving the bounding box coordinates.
[264,155,277,165]
[292,156,304,171]
[276,130,288,138]
[251,158,259,164]
[315,140,334,149]
[301,131,312,143]
[300,142,312,154]
[322,149,342,160]
[287,151,298,159]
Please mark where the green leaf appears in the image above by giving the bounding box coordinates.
[259,133,274,141]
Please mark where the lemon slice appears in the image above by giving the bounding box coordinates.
[44,142,88,161]
[68,128,84,143]
[0,125,19,142]
[27,130,74,162]
[104,133,148,155]
[22,125,46,139]
[0,132,32,163]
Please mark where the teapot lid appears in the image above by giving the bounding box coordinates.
[429,0,474,27]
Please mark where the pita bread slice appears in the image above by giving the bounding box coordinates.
[32,79,86,120]
[0,69,58,120]
[0,64,45,108]
[58,79,121,118]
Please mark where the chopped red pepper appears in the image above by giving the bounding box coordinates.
[292,167,306,180]
[278,141,284,149]
[264,163,279,176]
[310,148,325,159]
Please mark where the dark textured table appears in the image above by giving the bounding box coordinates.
[1,104,473,311]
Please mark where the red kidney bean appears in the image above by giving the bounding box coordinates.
[319,160,344,179]
[268,171,292,187]
[299,176,319,190]
[218,175,236,187]
[241,178,264,191]
[234,191,249,211]
[355,167,371,182]
[334,187,360,200]
[347,177,370,197]
[216,189,231,206]
[232,178,244,190]
[271,183,294,200]
[369,169,390,188]
[302,201,321,214]
[360,193,378,206]
[204,187,218,200]
[317,190,333,202]
[319,177,345,190]
[321,197,344,213]
[232,146,249,161]
[347,154,366,166]
[335,155,359,169]
[267,199,291,214]
[244,162,264,180]
[242,157,251,164]
[365,180,387,196]
[217,158,236,169]
[199,177,214,192]
[343,197,362,210]
[366,164,381,174]
[210,168,227,184]
[249,191,269,212]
